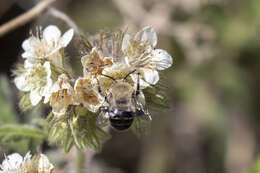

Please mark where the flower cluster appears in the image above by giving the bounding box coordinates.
[14,25,173,151]
[15,25,74,107]
[123,26,172,87]
[0,152,54,173]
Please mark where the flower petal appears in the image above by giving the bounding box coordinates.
[50,83,60,93]
[50,74,70,94]
[14,73,30,92]
[21,37,38,59]
[122,34,131,52]
[59,75,71,89]
[43,61,51,77]
[23,152,32,161]
[30,90,42,106]
[135,26,157,47]
[24,59,34,68]
[74,77,102,109]
[38,154,54,173]
[124,56,130,67]
[1,153,23,170]
[142,69,159,85]
[152,49,173,70]
[43,92,51,104]
[42,78,52,104]
[22,37,37,52]
[61,28,74,47]
[22,51,34,59]
[43,25,61,44]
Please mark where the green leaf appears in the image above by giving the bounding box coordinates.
[48,105,109,152]
[0,124,48,142]
[0,123,48,153]
[71,107,109,151]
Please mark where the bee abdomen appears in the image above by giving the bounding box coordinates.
[109,111,134,131]
[109,117,134,131]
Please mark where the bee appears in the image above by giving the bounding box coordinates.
[97,70,151,131]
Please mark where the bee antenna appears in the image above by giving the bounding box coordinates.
[123,69,136,80]
[101,74,117,82]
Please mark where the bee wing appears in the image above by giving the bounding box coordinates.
[132,114,151,136]
[132,91,152,135]
[136,91,152,120]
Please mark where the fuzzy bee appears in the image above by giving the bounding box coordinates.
[75,33,151,131]
[97,70,151,131]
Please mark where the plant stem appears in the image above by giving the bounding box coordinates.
[76,149,85,173]
[76,148,96,173]
[0,0,56,37]
[48,7,83,35]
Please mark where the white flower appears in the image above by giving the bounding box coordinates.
[22,25,74,68]
[49,74,77,116]
[74,77,103,112]
[38,154,54,173]
[0,152,31,173]
[81,47,113,77]
[0,152,54,173]
[122,26,173,87]
[14,61,52,106]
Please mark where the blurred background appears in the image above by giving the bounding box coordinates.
[1,0,260,173]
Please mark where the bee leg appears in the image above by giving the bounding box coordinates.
[95,77,103,95]
[133,72,142,116]
[101,74,117,82]
[135,72,140,96]
[123,69,136,81]
[95,77,108,102]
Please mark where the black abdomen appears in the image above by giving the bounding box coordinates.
[109,111,134,131]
